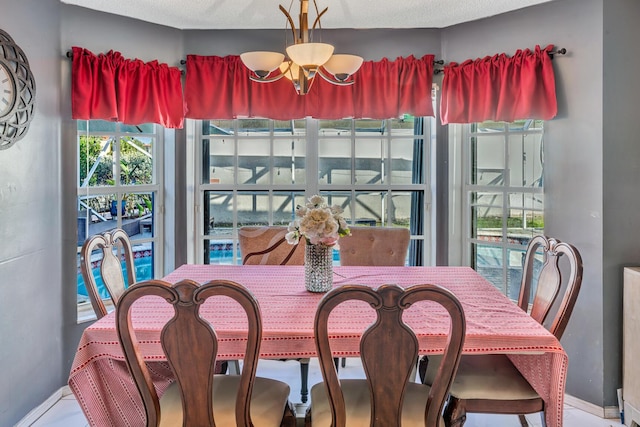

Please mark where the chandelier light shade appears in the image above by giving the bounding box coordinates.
[322,54,365,81]
[239,52,285,79]
[285,42,334,70]
[240,0,363,95]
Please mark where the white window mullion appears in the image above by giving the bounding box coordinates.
[306,117,320,197]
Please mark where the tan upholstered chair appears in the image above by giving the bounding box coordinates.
[424,235,583,427]
[116,278,297,427]
[305,283,466,427]
[80,228,136,319]
[339,227,410,266]
[239,226,305,265]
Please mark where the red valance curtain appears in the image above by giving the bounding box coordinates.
[71,47,185,129]
[184,55,434,120]
[440,45,557,125]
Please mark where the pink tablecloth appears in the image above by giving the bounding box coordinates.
[69,265,568,427]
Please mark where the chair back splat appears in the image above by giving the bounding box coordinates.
[239,226,305,265]
[517,235,583,339]
[308,283,466,427]
[80,228,136,319]
[116,279,296,427]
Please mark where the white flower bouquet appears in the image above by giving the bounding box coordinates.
[286,195,351,247]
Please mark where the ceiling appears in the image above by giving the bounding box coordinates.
[60,0,555,30]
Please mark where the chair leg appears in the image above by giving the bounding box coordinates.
[341,357,346,368]
[518,414,529,427]
[443,397,467,427]
[300,358,310,404]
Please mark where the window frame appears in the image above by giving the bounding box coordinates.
[461,120,545,298]
[75,121,165,322]
[193,116,434,266]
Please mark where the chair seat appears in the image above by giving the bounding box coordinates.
[159,374,291,427]
[309,379,445,427]
[427,354,539,401]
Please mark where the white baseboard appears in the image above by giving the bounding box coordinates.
[15,386,72,427]
[564,393,620,419]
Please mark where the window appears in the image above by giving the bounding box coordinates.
[196,116,432,266]
[76,121,164,322]
[463,120,544,300]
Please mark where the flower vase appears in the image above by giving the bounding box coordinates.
[304,243,333,292]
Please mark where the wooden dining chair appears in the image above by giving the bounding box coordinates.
[80,228,136,319]
[305,283,466,427]
[116,278,297,427]
[239,225,315,403]
[239,226,306,265]
[423,235,583,427]
[338,226,410,266]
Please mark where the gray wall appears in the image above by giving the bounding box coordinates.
[0,1,63,424]
[182,28,442,60]
[0,0,633,424]
[602,0,640,402]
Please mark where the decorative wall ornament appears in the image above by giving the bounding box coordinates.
[0,28,36,150]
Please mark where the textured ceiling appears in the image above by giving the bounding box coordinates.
[60,0,555,30]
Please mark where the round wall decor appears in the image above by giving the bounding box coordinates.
[0,28,36,150]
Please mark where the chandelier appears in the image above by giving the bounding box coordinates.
[240,0,364,95]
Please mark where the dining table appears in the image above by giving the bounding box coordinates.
[68,264,569,427]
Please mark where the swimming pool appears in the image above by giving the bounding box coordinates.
[77,256,154,299]
[78,245,337,298]
[78,245,341,299]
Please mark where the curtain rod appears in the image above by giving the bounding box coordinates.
[67,49,566,61]
[65,50,185,74]
[177,58,445,75]
[66,48,565,76]
[433,47,567,74]
[178,58,445,65]
[67,50,446,68]
[548,47,567,58]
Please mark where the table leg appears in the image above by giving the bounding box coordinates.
[299,358,310,403]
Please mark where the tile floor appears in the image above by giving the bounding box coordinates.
[27,358,624,427]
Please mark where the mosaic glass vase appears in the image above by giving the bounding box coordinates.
[304,243,333,292]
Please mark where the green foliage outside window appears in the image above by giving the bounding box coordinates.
[475,216,544,229]
[79,136,152,186]
[79,135,153,215]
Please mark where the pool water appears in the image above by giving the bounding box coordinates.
[77,257,154,299]
[77,247,341,299]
